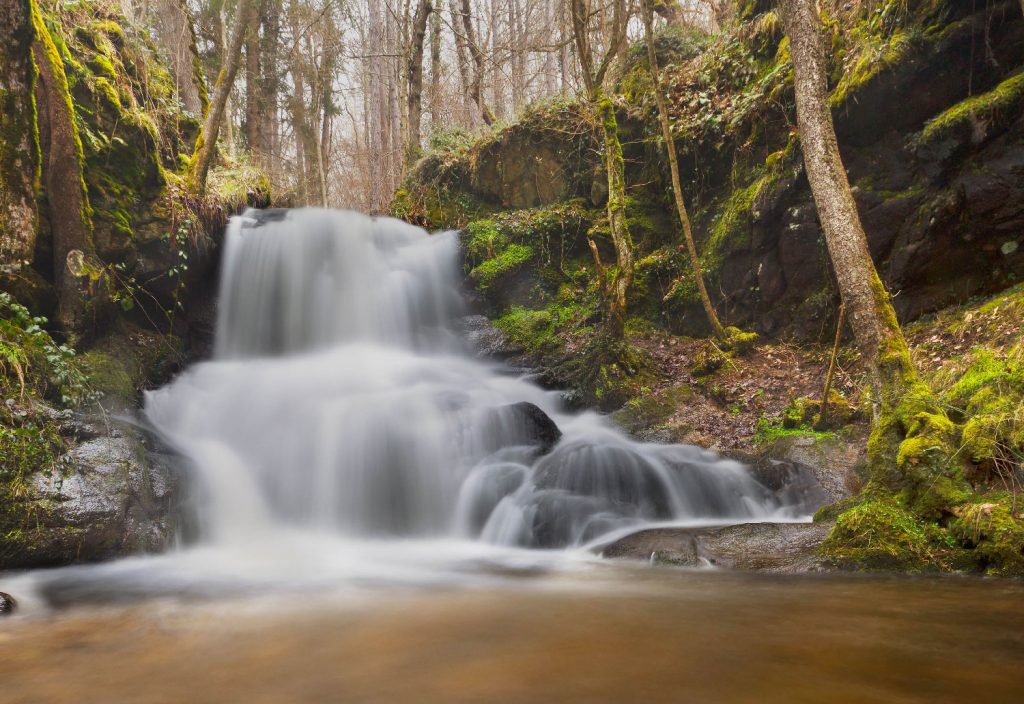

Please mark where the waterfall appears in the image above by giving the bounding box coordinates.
[144,208,793,550]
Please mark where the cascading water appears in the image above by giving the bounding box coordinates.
[15,208,810,609]
[146,208,795,550]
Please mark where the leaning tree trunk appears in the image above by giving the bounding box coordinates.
[31,1,96,334]
[779,0,916,408]
[780,0,973,518]
[406,0,432,161]
[187,0,257,194]
[640,0,726,342]
[0,0,39,266]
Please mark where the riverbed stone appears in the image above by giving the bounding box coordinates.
[0,592,16,614]
[599,522,832,573]
[0,417,182,570]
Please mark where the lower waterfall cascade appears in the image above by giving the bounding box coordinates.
[146,208,804,549]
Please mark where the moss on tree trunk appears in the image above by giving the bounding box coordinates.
[0,0,40,266]
[780,0,975,567]
[30,0,96,335]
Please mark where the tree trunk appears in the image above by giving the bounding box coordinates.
[187,0,257,194]
[245,0,263,161]
[596,93,633,339]
[458,0,496,125]
[569,0,632,340]
[31,1,95,333]
[260,0,281,182]
[779,0,916,407]
[651,0,684,26]
[641,0,726,341]
[406,0,431,161]
[148,0,208,117]
[0,0,39,266]
[428,8,441,129]
[449,0,475,125]
[367,0,386,210]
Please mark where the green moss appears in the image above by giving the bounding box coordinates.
[0,292,86,405]
[494,302,589,355]
[949,499,1024,576]
[820,497,951,572]
[92,76,121,109]
[830,28,920,108]
[722,326,758,353]
[919,72,1024,146]
[469,244,536,291]
[88,53,117,81]
[0,0,40,262]
[75,350,134,405]
[941,344,1024,466]
[754,416,837,446]
[464,220,508,262]
[32,0,94,240]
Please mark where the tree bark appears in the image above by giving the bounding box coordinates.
[458,0,496,125]
[641,0,726,341]
[569,0,632,339]
[187,0,257,194]
[245,0,263,161]
[0,0,39,266]
[428,8,441,129]
[148,0,208,117]
[406,0,432,160]
[31,0,96,333]
[260,0,281,182]
[448,0,474,125]
[778,0,915,407]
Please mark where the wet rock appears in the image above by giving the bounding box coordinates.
[458,315,523,359]
[0,592,16,615]
[763,434,866,503]
[1,417,182,570]
[600,522,832,573]
[496,401,562,453]
[746,458,830,516]
[533,443,674,519]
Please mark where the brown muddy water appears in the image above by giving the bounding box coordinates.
[2,565,1022,704]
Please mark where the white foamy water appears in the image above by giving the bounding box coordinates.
[12,208,808,610]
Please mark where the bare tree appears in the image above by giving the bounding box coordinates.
[640,0,727,341]
[779,0,916,407]
[406,0,433,160]
[188,0,258,194]
[457,0,496,125]
[569,0,632,339]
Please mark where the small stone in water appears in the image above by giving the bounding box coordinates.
[0,592,17,615]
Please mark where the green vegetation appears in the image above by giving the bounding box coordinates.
[469,244,536,291]
[0,292,86,405]
[821,496,957,572]
[919,71,1024,146]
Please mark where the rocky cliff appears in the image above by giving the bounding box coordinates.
[397,0,1024,344]
[0,0,267,569]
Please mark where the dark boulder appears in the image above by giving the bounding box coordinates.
[495,401,563,454]
[0,592,16,615]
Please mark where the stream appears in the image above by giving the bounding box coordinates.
[3,209,1022,702]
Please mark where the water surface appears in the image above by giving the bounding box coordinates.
[3,566,1022,703]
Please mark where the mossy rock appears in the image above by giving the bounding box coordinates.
[690,345,727,377]
[820,496,957,572]
[949,499,1024,576]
